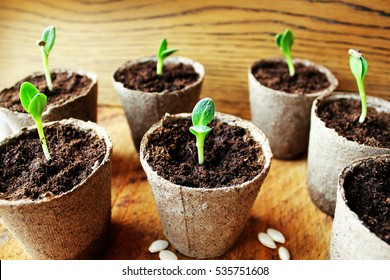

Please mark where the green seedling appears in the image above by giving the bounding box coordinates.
[156,38,178,76]
[349,49,368,123]
[20,82,51,161]
[275,29,295,76]
[37,26,56,91]
[189,98,215,165]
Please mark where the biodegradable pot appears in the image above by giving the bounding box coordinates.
[248,57,338,159]
[112,56,204,152]
[140,112,272,258]
[0,116,12,140]
[330,155,390,259]
[0,118,112,259]
[307,92,390,216]
[0,69,98,137]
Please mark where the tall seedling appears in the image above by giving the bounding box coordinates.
[189,98,215,165]
[275,29,295,76]
[37,26,56,91]
[20,82,51,160]
[349,49,368,123]
[156,38,178,76]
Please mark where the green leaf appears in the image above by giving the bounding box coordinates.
[275,29,295,76]
[19,81,51,160]
[20,82,40,113]
[20,82,47,118]
[361,56,368,79]
[158,38,167,58]
[349,55,363,81]
[191,98,215,127]
[28,93,47,119]
[162,48,178,59]
[275,33,282,47]
[41,26,56,55]
[189,125,212,134]
[348,49,368,123]
[349,49,368,81]
[189,98,215,165]
[156,38,178,75]
[282,29,294,50]
[275,29,294,53]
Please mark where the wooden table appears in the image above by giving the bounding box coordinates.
[0,0,388,260]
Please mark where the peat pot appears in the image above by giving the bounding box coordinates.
[307,92,390,216]
[112,56,204,152]
[0,69,98,140]
[0,118,112,259]
[330,155,390,259]
[248,57,338,159]
[140,112,272,258]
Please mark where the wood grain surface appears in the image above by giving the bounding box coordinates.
[0,0,388,260]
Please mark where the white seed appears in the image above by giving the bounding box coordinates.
[278,246,290,260]
[257,232,277,249]
[148,240,169,253]
[266,228,286,243]
[91,160,99,171]
[159,249,178,260]
[348,48,362,59]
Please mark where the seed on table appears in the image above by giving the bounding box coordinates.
[148,240,169,253]
[266,228,286,243]
[278,246,290,260]
[257,232,277,249]
[159,249,178,260]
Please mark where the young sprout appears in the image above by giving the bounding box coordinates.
[189,98,215,165]
[275,29,295,76]
[156,38,178,76]
[37,26,56,91]
[349,49,368,123]
[20,82,51,161]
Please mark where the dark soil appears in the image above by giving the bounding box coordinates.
[0,72,93,113]
[318,98,390,148]
[113,60,199,93]
[145,116,265,188]
[0,123,106,201]
[252,60,331,94]
[344,158,390,244]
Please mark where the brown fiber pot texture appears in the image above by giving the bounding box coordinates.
[0,117,12,140]
[112,56,204,152]
[248,58,338,159]
[140,112,272,259]
[307,92,390,216]
[0,118,112,259]
[0,69,98,138]
[330,155,390,259]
